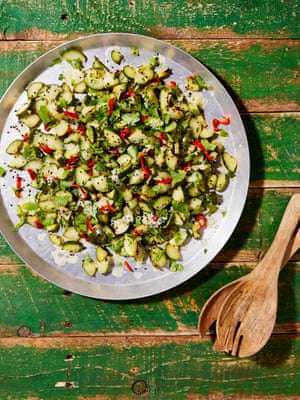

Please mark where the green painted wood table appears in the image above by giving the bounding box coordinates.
[0,1,299,399]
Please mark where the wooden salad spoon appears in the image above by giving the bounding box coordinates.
[198,227,300,339]
[212,193,300,357]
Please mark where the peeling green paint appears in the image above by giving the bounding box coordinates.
[0,0,299,38]
[0,43,299,108]
[0,337,299,399]
[0,192,298,336]
[187,43,300,104]
[245,114,300,182]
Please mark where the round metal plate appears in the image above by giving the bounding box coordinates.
[0,33,249,300]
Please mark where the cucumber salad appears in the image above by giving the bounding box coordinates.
[3,45,237,277]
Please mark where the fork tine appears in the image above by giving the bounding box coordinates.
[224,327,233,353]
[214,326,233,353]
[213,337,225,352]
[217,321,242,354]
[231,331,243,356]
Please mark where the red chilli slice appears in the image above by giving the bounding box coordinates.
[124,261,134,272]
[195,214,207,229]
[63,110,79,120]
[212,115,230,132]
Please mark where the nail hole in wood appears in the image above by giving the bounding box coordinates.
[64,354,75,362]
[17,325,32,337]
[131,380,148,395]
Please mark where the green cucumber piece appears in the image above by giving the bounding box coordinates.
[150,246,167,268]
[82,259,97,276]
[61,47,87,65]
[26,81,44,99]
[153,196,171,211]
[111,49,124,64]
[223,151,238,173]
[6,139,24,155]
[63,241,84,253]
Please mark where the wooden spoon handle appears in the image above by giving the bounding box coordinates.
[257,193,300,277]
[282,227,300,268]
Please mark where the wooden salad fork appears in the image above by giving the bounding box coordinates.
[198,227,300,340]
[198,193,300,357]
[214,193,300,356]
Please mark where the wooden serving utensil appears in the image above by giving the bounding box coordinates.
[212,193,300,357]
[198,227,300,339]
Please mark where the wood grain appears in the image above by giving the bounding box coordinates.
[0,0,299,39]
[0,192,299,340]
[0,39,299,112]
[0,336,299,399]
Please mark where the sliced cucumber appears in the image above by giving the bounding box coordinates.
[54,119,69,137]
[95,246,108,262]
[150,246,167,268]
[84,69,105,90]
[111,49,124,65]
[190,115,206,138]
[82,259,97,276]
[64,142,80,159]
[123,234,138,257]
[63,226,81,241]
[123,65,136,79]
[216,173,228,192]
[6,139,23,155]
[223,151,238,173]
[117,154,132,170]
[92,175,109,192]
[49,234,64,247]
[63,241,84,253]
[27,81,44,99]
[165,243,181,261]
[188,197,203,214]
[61,47,87,65]
[8,155,27,169]
[92,56,109,71]
[75,165,91,187]
[103,128,122,147]
[25,159,43,172]
[129,168,145,185]
[153,196,171,211]
[134,64,154,85]
[172,186,185,202]
[103,71,119,88]
[15,102,31,117]
[20,113,41,128]
[96,258,111,274]
[165,153,178,170]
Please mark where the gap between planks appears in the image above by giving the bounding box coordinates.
[0,330,300,348]
[1,27,299,41]
[0,39,299,113]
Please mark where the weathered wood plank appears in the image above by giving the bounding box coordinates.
[0,0,299,39]
[244,113,300,183]
[0,335,299,399]
[0,190,299,337]
[0,40,299,112]
[1,192,298,338]
[0,259,299,336]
